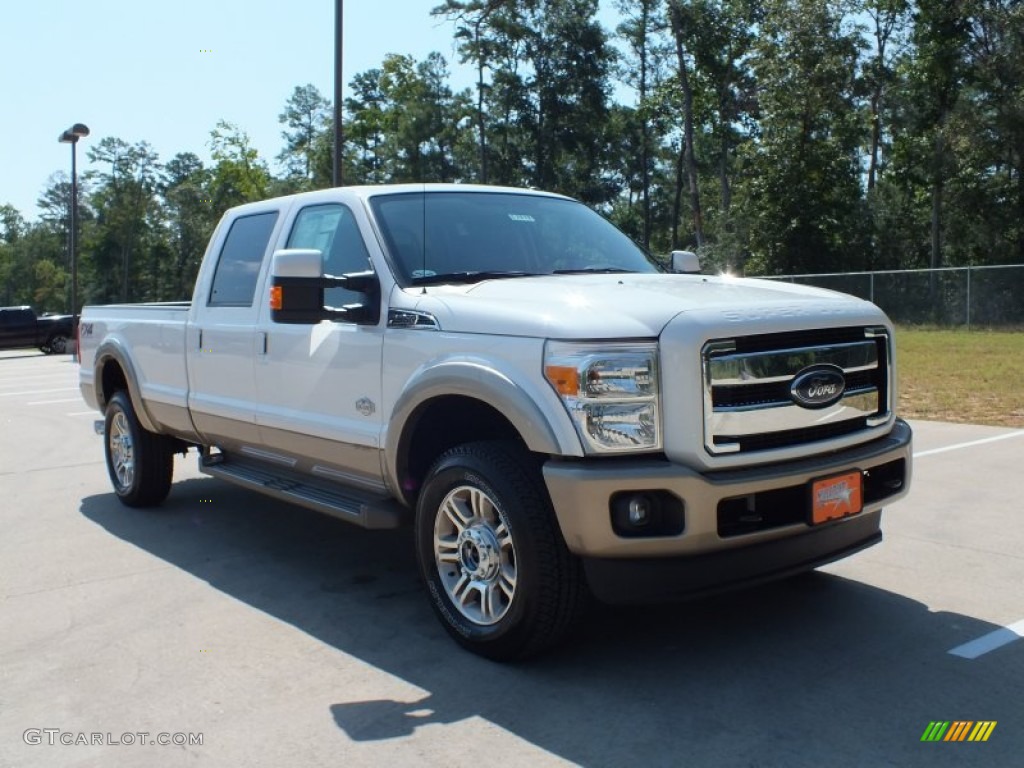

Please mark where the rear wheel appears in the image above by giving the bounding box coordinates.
[415,441,584,661]
[104,390,173,507]
[44,334,68,354]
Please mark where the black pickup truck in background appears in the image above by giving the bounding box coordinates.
[0,306,77,354]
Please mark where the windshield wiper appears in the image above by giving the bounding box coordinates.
[552,267,637,275]
[411,270,540,286]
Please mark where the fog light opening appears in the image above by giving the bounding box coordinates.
[628,496,651,526]
[610,490,685,538]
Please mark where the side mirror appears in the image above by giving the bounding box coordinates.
[270,249,326,324]
[324,269,380,324]
[671,250,701,274]
[270,249,380,325]
[273,248,323,278]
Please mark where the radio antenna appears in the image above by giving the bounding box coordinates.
[420,183,427,294]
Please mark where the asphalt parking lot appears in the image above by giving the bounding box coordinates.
[1,349,1022,767]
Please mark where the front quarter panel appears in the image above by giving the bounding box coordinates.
[381,329,583,494]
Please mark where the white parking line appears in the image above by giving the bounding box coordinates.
[948,619,1024,659]
[0,380,77,390]
[28,398,82,405]
[0,387,78,397]
[0,374,76,383]
[67,411,96,416]
[914,431,1024,458]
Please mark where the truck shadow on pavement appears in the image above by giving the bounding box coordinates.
[81,477,1022,767]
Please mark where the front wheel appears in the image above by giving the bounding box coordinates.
[415,441,585,661]
[104,390,173,507]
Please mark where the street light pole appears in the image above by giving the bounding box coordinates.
[59,123,89,359]
[333,0,343,186]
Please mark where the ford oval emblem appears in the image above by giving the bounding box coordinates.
[790,365,846,409]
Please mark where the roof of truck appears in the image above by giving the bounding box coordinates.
[223,184,573,218]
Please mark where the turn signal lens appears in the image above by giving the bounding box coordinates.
[269,285,282,310]
[545,365,579,396]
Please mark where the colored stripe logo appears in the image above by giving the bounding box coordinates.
[921,721,997,742]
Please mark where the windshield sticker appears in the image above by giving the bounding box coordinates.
[508,214,535,222]
[412,269,437,278]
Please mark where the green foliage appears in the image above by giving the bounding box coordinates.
[209,121,271,211]
[6,0,1023,310]
[277,84,332,186]
[32,258,67,310]
[83,137,162,303]
[0,206,66,311]
[161,152,217,299]
[742,0,870,274]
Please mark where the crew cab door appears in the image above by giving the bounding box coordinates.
[253,201,386,491]
[186,209,282,449]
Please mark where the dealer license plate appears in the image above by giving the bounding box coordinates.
[810,471,863,525]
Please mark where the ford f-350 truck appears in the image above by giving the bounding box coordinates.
[79,184,912,660]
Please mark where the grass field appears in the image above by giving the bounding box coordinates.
[895,327,1024,427]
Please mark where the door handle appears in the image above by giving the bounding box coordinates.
[256,331,268,355]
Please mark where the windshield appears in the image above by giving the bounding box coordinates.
[369,191,660,285]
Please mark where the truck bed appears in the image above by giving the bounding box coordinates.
[79,302,192,429]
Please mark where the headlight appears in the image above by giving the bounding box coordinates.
[544,341,661,453]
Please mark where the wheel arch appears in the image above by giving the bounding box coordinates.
[93,340,160,433]
[385,363,582,507]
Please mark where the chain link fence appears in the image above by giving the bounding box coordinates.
[759,265,1024,328]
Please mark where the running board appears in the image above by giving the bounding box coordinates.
[199,453,405,530]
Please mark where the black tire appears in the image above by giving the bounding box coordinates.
[104,390,173,507]
[45,334,68,354]
[415,440,585,661]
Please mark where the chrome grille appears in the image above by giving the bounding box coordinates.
[702,327,891,455]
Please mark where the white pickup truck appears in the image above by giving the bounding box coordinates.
[79,184,912,660]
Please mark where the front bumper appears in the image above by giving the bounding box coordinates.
[584,509,882,603]
[543,419,911,596]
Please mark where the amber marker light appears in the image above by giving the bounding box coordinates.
[544,365,579,396]
[270,285,283,310]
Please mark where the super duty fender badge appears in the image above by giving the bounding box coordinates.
[355,397,376,417]
[790,365,846,409]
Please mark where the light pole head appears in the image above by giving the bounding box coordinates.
[58,123,90,144]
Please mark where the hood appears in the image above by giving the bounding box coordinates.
[400,273,882,338]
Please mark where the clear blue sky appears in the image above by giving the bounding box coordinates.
[1,0,625,222]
